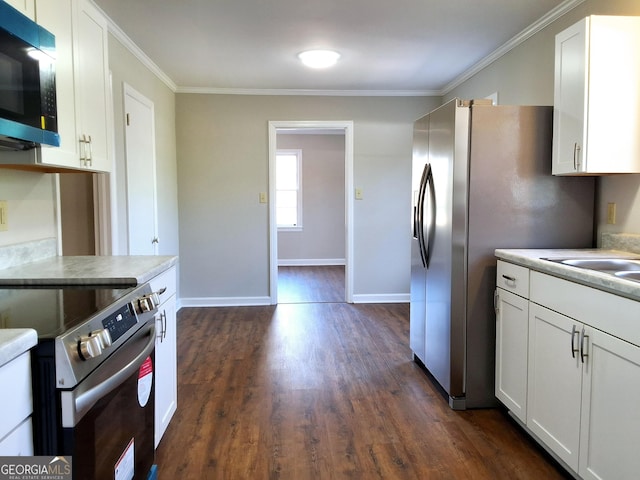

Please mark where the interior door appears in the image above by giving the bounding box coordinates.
[124,84,158,255]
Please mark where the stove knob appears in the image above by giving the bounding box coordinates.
[92,328,112,349]
[132,296,153,314]
[78,335,103,360]
[132,290,164,314]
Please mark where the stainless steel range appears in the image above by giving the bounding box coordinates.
[0,282,165,480]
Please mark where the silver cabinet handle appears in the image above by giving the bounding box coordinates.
[580,328,589,364]
[494,289,499,315]
[571,324,579,358]
[573,142,581,171]
[79,134,87,165]
[86,135,93,166]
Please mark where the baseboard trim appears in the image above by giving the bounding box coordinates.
[179,293,409,307]
[180,296,273,307]
[352,293,409,304]
[278,259,345,266]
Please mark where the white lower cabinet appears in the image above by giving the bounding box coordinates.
[150,266,178,448]
[0,351,34,456]
[578,327,640,480]
[496,261,640,479]
[495,260,531,422]
[495,288,529,422]
[527,303,583,471]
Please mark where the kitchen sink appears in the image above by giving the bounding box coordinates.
[555,258,640,272]
[543,256,640,283]
[615,271,640,281]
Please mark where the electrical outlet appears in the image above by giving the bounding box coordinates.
[607,202,616,225]
[0,201,7,231]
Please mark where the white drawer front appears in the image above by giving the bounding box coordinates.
[497,260,530,298]
[530,270,640,348]
[149,266,177,304]
[0,352,33,441]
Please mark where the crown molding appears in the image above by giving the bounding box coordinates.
[440,0,586,95]
[175,87,439,97]
[91,1,177,92]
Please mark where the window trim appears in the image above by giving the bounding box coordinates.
[275,149,303,231]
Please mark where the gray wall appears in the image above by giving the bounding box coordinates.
[276,133,345,264]
[108,33,179,258]
[176,95,438,303]
[445,0,640,242]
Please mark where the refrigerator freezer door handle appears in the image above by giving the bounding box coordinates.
[416,163,431,268]
[424,165,436,268]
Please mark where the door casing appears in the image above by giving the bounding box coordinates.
[268,121,354,304]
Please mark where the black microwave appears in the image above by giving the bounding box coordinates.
[0,1,59,150]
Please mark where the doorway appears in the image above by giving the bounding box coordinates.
[268,121,354,304]
[123,83,158,255]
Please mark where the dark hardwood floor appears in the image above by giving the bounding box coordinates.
[278,265,345,303]
[156,272,569,479]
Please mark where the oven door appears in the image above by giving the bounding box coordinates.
[60,321,156,480]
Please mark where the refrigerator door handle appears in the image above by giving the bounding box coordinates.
[424,164,436,268]
[416,163,431,268]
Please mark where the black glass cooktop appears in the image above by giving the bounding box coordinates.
[0,285,136,339]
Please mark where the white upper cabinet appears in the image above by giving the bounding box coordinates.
[4,0,34,19]
[552,16,640,175]
[34,0,112,172]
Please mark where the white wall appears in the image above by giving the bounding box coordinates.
[276,133,345,264]
[176,94,438,304]
[445,0,640,243]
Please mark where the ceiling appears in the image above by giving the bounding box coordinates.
[92,0,577,95]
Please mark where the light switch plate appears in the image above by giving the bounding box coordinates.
[0,201,7,231]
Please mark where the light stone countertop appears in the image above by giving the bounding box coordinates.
[0,255,178,286]
[495,248,640,301]
[0,329,37,368]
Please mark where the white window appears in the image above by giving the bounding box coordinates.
[276,149,302,230]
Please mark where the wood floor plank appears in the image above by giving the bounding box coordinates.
[155,302,570,479]
[278,266,345,303]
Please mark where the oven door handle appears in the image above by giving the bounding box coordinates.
[61,322,156,428]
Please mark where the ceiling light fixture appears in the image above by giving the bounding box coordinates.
[298,49,341,69]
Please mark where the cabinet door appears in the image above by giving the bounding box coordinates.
[579,328,640,480]
[4,0,34,18]
[154,294,177,448]
[75,0,112,172]
[35,0,81,169]
[527,303,582,471]
[552,18,586,175]
[495,288,528,422]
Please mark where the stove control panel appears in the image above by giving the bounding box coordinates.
[102,303,138,343]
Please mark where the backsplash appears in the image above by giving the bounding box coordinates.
[0,238,57,270]
[601,233,640,254]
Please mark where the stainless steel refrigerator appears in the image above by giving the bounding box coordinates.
[410,98,595,409]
